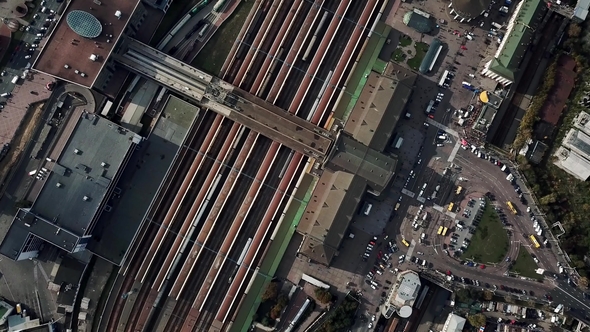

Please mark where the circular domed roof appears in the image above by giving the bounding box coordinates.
[398,306,413,318]
[451,0,492,19]
[66,10,102,39]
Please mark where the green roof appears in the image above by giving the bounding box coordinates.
[492,0,545,79]
[419,38,443,73]
[403,11,433,33]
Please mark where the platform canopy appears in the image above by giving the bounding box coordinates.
[66,10,103,38]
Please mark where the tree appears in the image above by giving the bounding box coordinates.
[568,23,582,38]
[579,276,589,289]
[261,316,271,327]
[315,288,333,304]
[468,313,487,327]
[539,193,557,205]
[270,305,283,320]
[262,282,279,301]
[469,288,483,300]
[483,290,493,301]
[455,289,471,303]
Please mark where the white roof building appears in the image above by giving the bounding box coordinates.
[381,270,421,319]
[554,112,590,180]
[442,313,467,332]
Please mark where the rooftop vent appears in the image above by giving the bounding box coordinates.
[74,70,80,74]
[115,10,122,19]
[74,148,81,154]
[64,64,70,69]
[56,182,62,188]
[89,54,98,61]
[83,195,90,201]
[101,162,108,167]
[80,72,87,77]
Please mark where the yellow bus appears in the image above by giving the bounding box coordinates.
[442,227,449,236]
[448,202,454,212]
[529,235,541,248]
[401,239,410,247]
[456,186,463,195]
[506,201,517,215]
[437,226,444,235]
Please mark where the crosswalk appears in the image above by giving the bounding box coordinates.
[425,118,462,162]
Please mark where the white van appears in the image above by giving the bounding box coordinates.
[554,304,563,314]
[0,92,11,98]
[466,34,473,40]
[422,259,427,266]
[11,75,18,84]
[506,173,514,182]
[362,202,373,216]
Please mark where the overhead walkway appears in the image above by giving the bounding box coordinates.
[114,38,335,161]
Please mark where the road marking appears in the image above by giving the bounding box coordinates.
[554,284,590,311]
[448,138,461,163]
[425,118,459,137]
[401,189,415,198]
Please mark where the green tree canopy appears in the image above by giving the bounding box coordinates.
[468,313,487,327]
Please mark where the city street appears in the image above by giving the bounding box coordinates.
[1,0,61,100]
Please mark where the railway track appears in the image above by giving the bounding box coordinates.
[240,0,293,90]
[104,0,381,329]
[105,111,212,332]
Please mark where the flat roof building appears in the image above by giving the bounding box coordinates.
[403,9,434,33]
[563,128,590,158]
[382,270,421,319]
[442,314,467,332]
[297,63,410,266]
[553,146,590,180]
[0,112,141,261]
[33,0,148,92]
[574,0,590,21]
[481,0,546,85]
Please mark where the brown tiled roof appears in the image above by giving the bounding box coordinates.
[34,0,140,87]
[539,55,576,126]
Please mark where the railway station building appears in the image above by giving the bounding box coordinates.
[0,112,141,261]
[297,63,416,266]
[481,0,546,86]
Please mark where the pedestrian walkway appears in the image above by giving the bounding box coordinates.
[425,117,459,137]
[0,73,53,146]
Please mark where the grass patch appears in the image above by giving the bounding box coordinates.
[406,41,429,70]
[511,246,542,279]
[392,48,406,62]
[192,0,255,76]
[399,34,412,47]
[462,200,509,263]
[150,0,203,46]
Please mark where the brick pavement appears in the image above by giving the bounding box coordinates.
[387,0,508,133]
[0,72,53,146]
